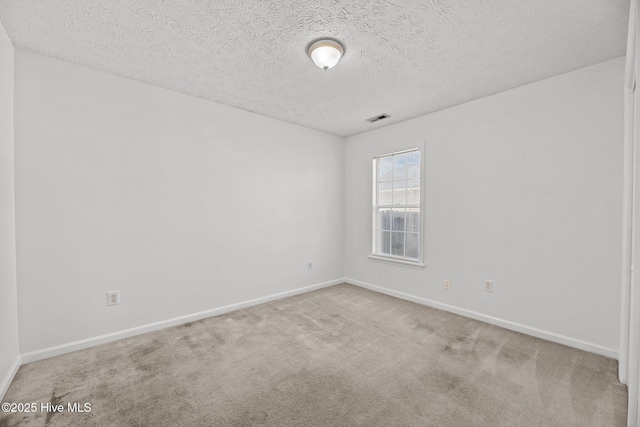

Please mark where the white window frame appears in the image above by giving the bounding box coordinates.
[369,147,425,268]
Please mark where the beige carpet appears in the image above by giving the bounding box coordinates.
[0,283,627,426]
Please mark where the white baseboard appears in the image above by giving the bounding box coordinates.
[345,278,618,360]
[21,278,344,364]
[0,356,21,401]
[20,277,617,365]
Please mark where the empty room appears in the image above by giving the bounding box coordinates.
[1,1,639,426]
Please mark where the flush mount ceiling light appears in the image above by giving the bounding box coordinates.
[307,38,345,70]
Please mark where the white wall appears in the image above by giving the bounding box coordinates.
[14,50,344,354]
[0,21,19,397]
[345,58,624,356]
[9,47,624,360]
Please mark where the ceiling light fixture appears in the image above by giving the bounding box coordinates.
[307,38,345,70]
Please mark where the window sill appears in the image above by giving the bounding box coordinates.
[367,255,425,269]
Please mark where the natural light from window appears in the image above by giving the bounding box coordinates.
[372,148,421,263]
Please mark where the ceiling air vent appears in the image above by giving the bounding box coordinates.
[366,114,390,123]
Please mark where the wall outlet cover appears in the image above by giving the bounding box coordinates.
[107,291,120,306]
[484,280,494,293]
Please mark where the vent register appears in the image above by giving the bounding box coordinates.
[366,114,390,123]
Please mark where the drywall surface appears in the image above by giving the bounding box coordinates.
[14,50,344,353]
[345,58,624,354]
[0,21,19,397]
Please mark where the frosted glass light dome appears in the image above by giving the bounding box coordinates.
[307,39,345,70]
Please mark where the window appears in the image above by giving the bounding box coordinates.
[372,148,421,263]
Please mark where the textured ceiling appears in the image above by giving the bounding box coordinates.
[0,0,630,137]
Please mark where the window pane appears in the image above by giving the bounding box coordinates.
[406,233,420,259]
[406,151,420,166]
[379,231,391,254]
[407,164,420,180]
[407,179,420,205]
[391,232,405,256]
[393,154,408,180]
[406,209,420,232]
[378,181,392,204]
[373,149,421,262]
[378,209,391,231]
[392,180,407,205]
[378,157,393,182]
[392,209,405,231]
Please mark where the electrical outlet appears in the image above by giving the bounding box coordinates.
[307,261,313,270]
[444,280,451,291]
[106,291,120,306]
[484,280,493,293]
